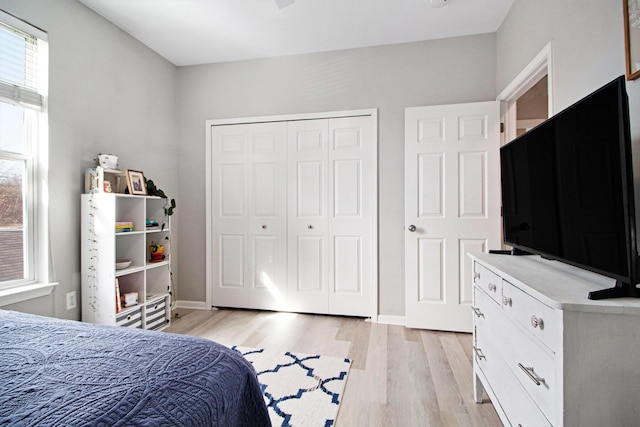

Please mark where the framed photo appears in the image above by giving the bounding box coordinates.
[624,0,640,80]
[126,169,147,196]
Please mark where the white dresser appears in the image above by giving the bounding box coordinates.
[470,252,640,427]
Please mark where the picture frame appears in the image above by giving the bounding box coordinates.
[624,0,640,80]
[126,169,147,196]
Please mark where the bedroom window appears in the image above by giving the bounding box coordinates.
[0,10,51,298]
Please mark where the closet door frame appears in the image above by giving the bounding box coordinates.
[205,109,379,321]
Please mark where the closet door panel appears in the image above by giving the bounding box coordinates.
[247,122,288,311]
[211,126,249,307]
[212,122,287,310]
[296,235,324,291]
[328,116,373,317]
[334,235,361,294]
[287,120,329,314]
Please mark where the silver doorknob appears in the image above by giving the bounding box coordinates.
[408,225,417,232]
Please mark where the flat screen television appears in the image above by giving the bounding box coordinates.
[500,75,640,299]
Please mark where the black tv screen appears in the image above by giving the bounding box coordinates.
[500,76,638,298]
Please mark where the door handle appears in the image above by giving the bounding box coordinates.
[408,225,416,232]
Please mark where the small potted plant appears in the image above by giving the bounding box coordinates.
[149,241,165,261]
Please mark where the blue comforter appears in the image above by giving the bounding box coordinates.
[0,309,271,426]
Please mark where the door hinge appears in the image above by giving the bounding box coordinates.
[500,122,505,133]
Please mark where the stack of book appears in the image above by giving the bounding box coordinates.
[115,221,133,232]
[146,219,159,230]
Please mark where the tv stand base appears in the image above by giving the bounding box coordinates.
[488,248,531,256]
[588,280,640,300]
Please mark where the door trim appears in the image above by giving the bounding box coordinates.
[205,108,379,321]
[497,41,555,143]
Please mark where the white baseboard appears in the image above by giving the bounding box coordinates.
[174,300,209,310]
[375,315,406,326]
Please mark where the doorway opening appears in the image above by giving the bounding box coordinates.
[497,41,554,145]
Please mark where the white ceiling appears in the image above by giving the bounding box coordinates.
[78,0,514,67]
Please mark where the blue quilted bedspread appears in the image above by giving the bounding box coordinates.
[0,309,271,426]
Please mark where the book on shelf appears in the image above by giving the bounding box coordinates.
[115,278,122,313]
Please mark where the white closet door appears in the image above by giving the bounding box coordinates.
[328,116,373,317]
[287,120,330,313]
[211,122,287,310]
[287,116,374,316]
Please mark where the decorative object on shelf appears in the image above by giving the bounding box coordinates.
[625,0,640,80]
[115,259,131,270]
[103,181,112,193]
[145,179,177,216]
[84,167,104,193]
[121,292,138,308]
[125,169,148,195]
[146,219,159,230]
[97,153,119,169]
[149,242,165,261]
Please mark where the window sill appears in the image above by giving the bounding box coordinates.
[0,282,58,307]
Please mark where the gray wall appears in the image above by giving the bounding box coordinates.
[497,0,629,114]
[176,35,497,316]
[0,0,178,318]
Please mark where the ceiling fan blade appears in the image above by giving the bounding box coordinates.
[275,0,295,9]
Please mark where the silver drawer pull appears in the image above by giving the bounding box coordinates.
[471,306,484,318]
[472,346,486,360]
[518,363,545,386]
[473,271,480,281]
[502,296,512,306]
[488,282,497,292]
[530,315,544,329]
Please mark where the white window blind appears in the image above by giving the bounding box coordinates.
[0,12,46,110]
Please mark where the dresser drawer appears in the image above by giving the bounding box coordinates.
[116,307,143,328]
[474,324,552,427]
[473,285,499,336]
[473,261,502,304]
[496,308,556,422]
[476,282,556,423]
[502,280,559,352]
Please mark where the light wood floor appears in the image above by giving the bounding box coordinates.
[165,308,502,427]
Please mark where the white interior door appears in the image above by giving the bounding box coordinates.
[211,122,287,310]
[405,101,500,332]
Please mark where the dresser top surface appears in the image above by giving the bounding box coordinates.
[469,252,640,314]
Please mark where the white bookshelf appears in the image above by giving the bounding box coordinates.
[81,193,171,330]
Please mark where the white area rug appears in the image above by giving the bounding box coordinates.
[232,346,351,427]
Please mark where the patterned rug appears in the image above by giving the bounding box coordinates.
[232,346,351,427]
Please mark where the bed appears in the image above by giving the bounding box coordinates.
[0,309,271,426]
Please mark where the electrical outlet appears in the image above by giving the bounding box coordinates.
[66,291,77,310]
